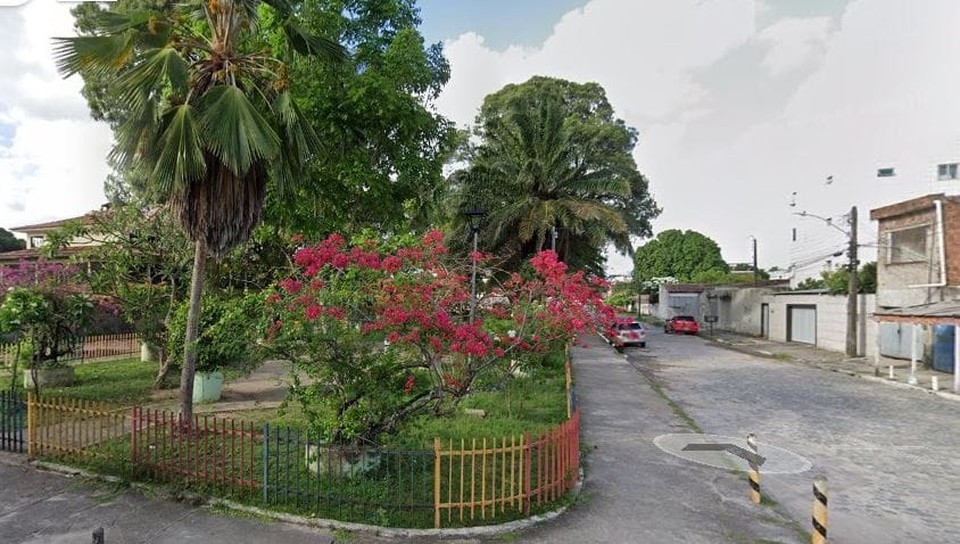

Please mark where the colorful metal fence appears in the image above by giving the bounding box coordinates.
[1,333,140,369]
[0,389,25,453]
[262,424,435,526]
[131,407,259,497]
[82,333,140,362]
[433,409,580,528]
[27,393,129,460]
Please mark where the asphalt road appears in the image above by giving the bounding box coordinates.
[625,327,960,543]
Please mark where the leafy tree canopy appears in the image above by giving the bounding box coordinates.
[449,76,660,275]
[807,261,876,295]
[265,0,457,238]
[0,228,25,253]
[72,0,457,238]
[633,229,728,283]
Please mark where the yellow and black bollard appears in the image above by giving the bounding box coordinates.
[812,476,828,544]
[747,433,760,504]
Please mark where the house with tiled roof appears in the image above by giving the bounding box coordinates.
[0,207,106,267]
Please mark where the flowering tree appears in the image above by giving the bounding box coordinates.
[265,230,615,444]
[0,262,93,393]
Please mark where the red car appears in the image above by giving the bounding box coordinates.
[665,315,699,335]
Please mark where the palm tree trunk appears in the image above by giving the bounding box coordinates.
[179,240,206,424]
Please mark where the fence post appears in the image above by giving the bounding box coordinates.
[262,423,270,505]
[747,433,760,504]
[524,431,532,516]
[26,391,34,456]
[433,437,441,529]
[565,359,572,419]
[812,476,828,544]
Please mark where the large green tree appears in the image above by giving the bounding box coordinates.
[0,228,25,253]
[56,0,344,421]
[264,0,457,237]
[633,229,729,283]
[450,76,659,275]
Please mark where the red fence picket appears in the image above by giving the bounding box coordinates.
[131,407,260,497]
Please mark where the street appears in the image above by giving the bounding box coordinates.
[624,327,960,543]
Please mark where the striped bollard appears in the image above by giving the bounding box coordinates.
[812,476,828,543]
[747,433,760,504]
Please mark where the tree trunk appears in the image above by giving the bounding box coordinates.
[153,348,171,389]
[179,240,207,424]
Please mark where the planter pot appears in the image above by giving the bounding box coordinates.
[23,367,75,389]
[304,444,381,478]
[140,342,158,363]
[192,371,224,404]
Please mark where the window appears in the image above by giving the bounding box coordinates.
[888,226,929,263]
[29,236,44,248]
[877,167,896,178]
[938,163,958,180]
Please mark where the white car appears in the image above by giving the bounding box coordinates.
[614,321,646,348]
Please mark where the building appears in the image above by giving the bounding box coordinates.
[869,194,960,308]
[869,194,960,369]
[0,210,104,267]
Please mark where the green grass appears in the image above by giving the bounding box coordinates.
[43,358,178,406]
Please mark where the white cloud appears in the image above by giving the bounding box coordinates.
[757,17,833,76]
[0,2,112,230]
[436,0,757,127]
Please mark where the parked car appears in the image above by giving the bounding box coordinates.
[665,315,699,335]
[614,321,647,348]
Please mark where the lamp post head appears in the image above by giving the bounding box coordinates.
[465,209,486,234]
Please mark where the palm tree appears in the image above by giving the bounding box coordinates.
[460,90,631,272]
[54,0,344,422]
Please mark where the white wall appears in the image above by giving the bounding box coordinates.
[763,292,876,357]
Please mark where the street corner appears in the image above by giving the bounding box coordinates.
[653,434,813,475]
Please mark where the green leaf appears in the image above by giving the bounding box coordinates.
[115,47,189,113]
[151,105,206,192]
[281,21,346,62]
[198,86,281,176]
[52,32,136,79]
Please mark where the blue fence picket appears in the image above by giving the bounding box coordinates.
[0,389,26,453]
[261,424,435,527]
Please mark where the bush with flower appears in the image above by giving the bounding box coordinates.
[0,264,93,391]
[264,229,615,445]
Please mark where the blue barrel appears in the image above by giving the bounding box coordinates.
[931,325,955,373]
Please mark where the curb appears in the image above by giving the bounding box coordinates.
[28,458,585,539]
[709,337,960,401]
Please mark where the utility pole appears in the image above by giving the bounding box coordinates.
[846,206,859,357]
[752,237,759,286]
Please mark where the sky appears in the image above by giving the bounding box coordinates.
[2,0,960,278]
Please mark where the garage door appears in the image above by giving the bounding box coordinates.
[788,305,816,345]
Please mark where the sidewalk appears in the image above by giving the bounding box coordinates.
[706,330,960,402]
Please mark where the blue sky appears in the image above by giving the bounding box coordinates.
[3,0,960,280]
[417,0,589,50]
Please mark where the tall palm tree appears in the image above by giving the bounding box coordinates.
[462,90,631,271]
[54,0,344,422]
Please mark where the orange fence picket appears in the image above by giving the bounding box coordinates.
[433,409,580,528]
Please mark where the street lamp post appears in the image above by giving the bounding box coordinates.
[794,207,859,357]
[465,209,486,324]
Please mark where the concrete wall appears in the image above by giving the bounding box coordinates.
[714,287,770,336]
[763,292,877,357]
[874,196,960,307]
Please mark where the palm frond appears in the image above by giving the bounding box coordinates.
[282,21,347,62]
[115,47,189,113]
[151,105,206,193]
[52,32,137,79]
[198,85,281,176]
